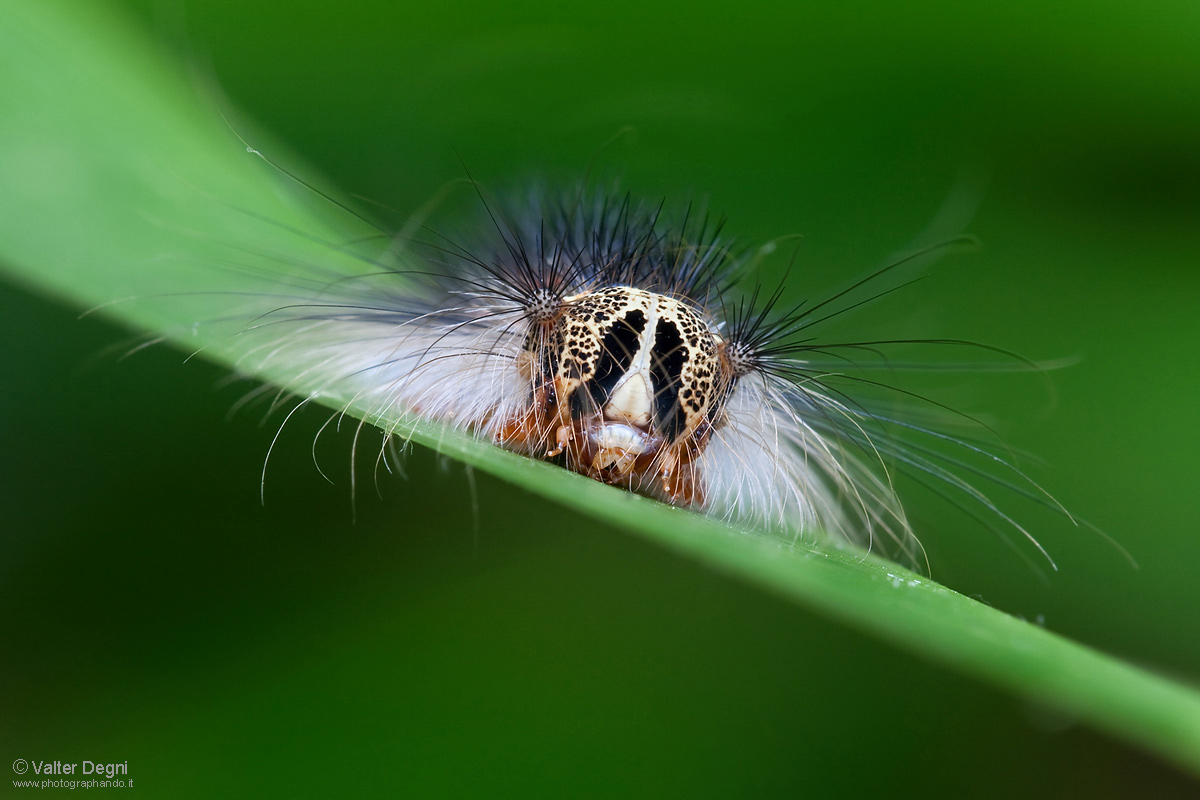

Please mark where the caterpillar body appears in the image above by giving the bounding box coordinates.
[235,180,1067,568]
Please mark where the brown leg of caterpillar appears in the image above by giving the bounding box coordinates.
[545,424,573,458]
[659,454,704,508]
[493,385,557,452]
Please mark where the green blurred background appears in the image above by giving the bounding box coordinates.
[3,0,1200,795]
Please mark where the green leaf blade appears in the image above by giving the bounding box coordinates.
[2,0,1198,776]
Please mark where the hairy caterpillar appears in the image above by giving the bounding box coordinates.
[222,168,1081,570]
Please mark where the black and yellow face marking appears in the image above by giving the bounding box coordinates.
[547,286,725,445]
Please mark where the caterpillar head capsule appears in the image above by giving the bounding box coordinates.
[504,286,730,506]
